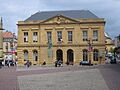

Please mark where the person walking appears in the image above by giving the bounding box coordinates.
[0,60,2,69]
[42,60,46,65]
[55,60,57,67]
[7,60,10,67]
[26,60,32,68]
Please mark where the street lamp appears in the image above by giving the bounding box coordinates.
[11,33,15,61]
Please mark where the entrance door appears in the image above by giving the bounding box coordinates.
[56,49,63,61]
[67,49,74,65]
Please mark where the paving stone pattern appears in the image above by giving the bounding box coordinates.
[18,69,109,90]
[0,64,120,90]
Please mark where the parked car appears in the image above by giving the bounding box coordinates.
[79,61,93,66]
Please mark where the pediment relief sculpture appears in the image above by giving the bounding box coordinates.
[41,15,79,24]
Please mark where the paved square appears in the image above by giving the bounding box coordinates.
[18,69,109,90]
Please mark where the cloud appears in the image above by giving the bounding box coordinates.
[0,0,120,38]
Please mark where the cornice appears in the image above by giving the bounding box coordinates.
[17,43,105,47]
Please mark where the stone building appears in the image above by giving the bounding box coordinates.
[17,10,106,66]
[3,31,17,60]
[105,32,114,53]
[115,34,120,47]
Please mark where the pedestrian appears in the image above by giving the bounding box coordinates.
[0,60,2,69]
[26,60,30,68]
[14,58,18,66]
[55,60,57,67]
[7,60,10,67]
[66,61,69,65]
[58,59,62,67]
[2,60,5,67]
[42,60,46,65]
[26,60,32,68]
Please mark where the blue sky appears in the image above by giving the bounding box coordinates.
[0,0,120,38]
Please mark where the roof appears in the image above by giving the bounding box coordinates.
[104,32,111,39]
[25,10,99,21]
[3,31,13,38]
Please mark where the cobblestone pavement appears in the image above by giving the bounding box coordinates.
[17,65,97,76]
[98,64,120,90]
[0,64,120,90]
[18,69,109,90]
[0,67,19,90]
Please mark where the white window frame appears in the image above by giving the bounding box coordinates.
[24,32,28,42]
[68,31,73,42]
[33,32,38,42]
[47,32,52,43]
[93,30,98,41]
[83,31,88,41]
[57,31,62,42]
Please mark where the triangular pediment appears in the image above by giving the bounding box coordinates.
[41,15,79,24]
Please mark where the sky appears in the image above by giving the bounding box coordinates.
[0,0,120,39]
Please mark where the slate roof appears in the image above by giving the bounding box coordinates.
[25,10,99,21]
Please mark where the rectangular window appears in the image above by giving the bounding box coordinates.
[57,31,62,42]
[83,31,88,41]
[33,32,38,42]
[47,32,52,43]
[68,31,72,42]
[24,32,28,42]
[93,30,98,41]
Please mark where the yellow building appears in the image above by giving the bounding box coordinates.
[17,10,106,66]
[105,32,114,53]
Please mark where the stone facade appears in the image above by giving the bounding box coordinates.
[3,31,17,60]
[115,34,120,47]
[105,32,114,52]
[17,10,106,66]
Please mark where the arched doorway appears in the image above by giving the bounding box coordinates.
[56,49,63,61]
[67,49,74,65]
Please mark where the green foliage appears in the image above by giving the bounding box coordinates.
[109,47,114,53]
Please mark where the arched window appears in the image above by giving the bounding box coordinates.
[24,50,28,61]
[33,50,38,61]
[93,49,99,61]
[83,49,88,61]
